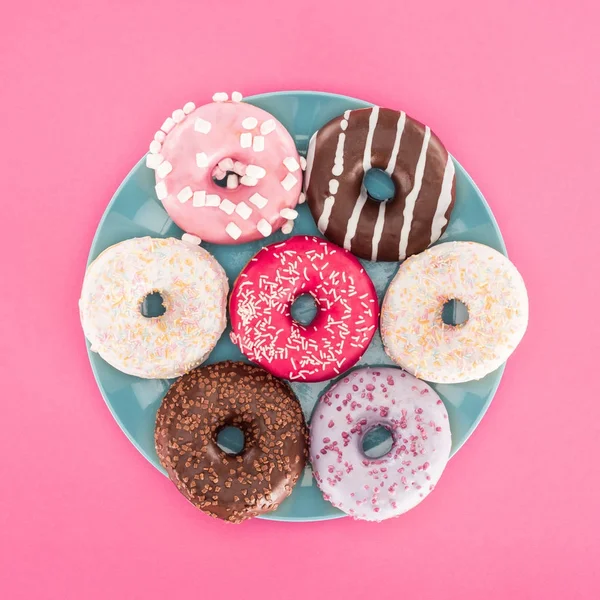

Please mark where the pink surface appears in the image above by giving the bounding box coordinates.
[1,1,599,598]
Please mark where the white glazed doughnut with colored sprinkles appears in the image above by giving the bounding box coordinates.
[381,241,528,383]
[310,367,451,521]
[79,236,228,379]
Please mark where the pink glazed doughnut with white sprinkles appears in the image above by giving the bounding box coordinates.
[146,93,304,244]
[310,367,451,521]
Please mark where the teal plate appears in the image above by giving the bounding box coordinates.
[86,91,506,522]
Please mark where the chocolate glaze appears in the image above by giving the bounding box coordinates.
[155,361,308,523]
[306,107,456,262]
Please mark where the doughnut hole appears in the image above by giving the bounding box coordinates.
[363,168,396,202]
[216,425,245,455]
[140,291,166,318]
[441,299,469,326]
[361,425,394,459]
[290,293,318,326]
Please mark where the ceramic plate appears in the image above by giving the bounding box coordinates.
[85,91,506,522]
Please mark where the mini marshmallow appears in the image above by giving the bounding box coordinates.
[300,156,307,170]
[156,161,173,178]
[212,167,226,181]
[249,193,268,209]
[240,175,258,187]
[298,192,306,204]
[212,92,229,102]
[193,191,206,207]
[177,186,193,203]
[172,109,185,123]
[183,102,196,114]
[194,118,212,134]
[245,165,266,179]
[227,174,239,189]
[240,132,252,148]
[161,117,175,133]
[257,219,273,237]
[225,222,242,240]
[281,173,298,191]
[260,119,276,135]
[149,140,162,154]
[219,198,236,215]
[242,117,258,130]
[282,220,294,235]
[280,208,298,220]
[252,135,265,152]
[231,91,243,102]
[206,194,221,207]
[155,181,168,200]
[146,153,164,169]
[283,157,300,172]
[154,131,166,143]
[182,233,202,245]
[218,158,234,171]
[196,152,209,168]
[233,161,246,176]
[235,201,252,220]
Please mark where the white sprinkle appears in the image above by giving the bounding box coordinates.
[160,117,175,133]
[298,192,306,204]
[257,219,272,237]
[146,153,164,169]
[196,152,209,168]
[281,173,298,191]
[149,140,161,154]
[252,135,265,152]
[246,164,266,179]
[182,233,202,245]
[172,109,185,123]
[183,102,196,114]
[232,91,243,102]
[212,92,229,102]
[155,181,168,200]
[240,175,258,186]
[233,161,246,176]
[218,157,234,171]
[329,179,339,194]
[225,221,242,240]
[280,208,298,220]
[193,190,206,206]
[282,220,294,234]
[156,161,172,178]
[226,174,239,189]
[249,192,268,209]
[242,117,258,129]
[240,132,252,148]
[154,131,166,143]
[235,201,252,220]
[260,119,276,135]
[177,186,193,203]
[283,157,300,172]
[219,198,236,215]
[206,194,221,207]
[300,156,307,170]
[194,118,212,134]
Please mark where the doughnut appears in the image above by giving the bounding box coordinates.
[146,93,303,244]
[155,361,308,523]
[381,241,528,383]
[79,235,228,379]
[310,367,451,521]
[304,106,456,261]
[229,236,379,382]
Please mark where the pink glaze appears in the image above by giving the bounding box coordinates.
[310,367,452,521]
[229,236,378,382]
[149,100,302,244]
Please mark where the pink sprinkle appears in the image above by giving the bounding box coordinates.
[328,420,335,428]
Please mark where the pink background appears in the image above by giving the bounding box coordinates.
[1,0,599,598]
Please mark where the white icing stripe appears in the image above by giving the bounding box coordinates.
[385,111,406,174]
[304,132,317,192]
[343,107,379,251]
[429,155,455,244]
[371,203,386,261]
[331,132,346,176]
[398,126,431,260]
[318,196,335,232]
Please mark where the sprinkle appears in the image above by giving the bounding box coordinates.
[225,222,242,240]
[242,117,258,129]
[172,109,185,123]
[193,191,206,207]
[245,165,266,179]
[156,161,173,178]
[149,140,161,154]
[226,174,239,189]
[182,233,202,245]
[235,201,252,220]
[232,91,243,102]
[298,192,306,204]
[155,181,168,200]
[240,132,252,148]
[219,198,236,215]
[260,119,276,135]
[183,101,196,114]
[146,153,164,169]
[283,157,300,172]
[160,117,175,133]
[257,219,272,237]
[212,92,228,102]
[206,194,220,207]
[194,118,212,134]
[233,161,246,176]
[282,220,294,234]
[196,152,209,168]
[300,156,307,170]
[240,175,258,186]
[252,136,265,152]
[177,186,193,203]
[154,131,166,143]
[280,208,298,220]
[249,193,268,209]
[281,173,298,191]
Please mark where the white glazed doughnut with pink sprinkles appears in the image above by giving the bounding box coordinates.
[310,367,451,521]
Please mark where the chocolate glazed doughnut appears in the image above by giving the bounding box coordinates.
[155,361,308,523]
[304,107,456,262]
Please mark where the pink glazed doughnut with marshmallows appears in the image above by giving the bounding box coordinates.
[146,92,305,244]
[310,367,451,521]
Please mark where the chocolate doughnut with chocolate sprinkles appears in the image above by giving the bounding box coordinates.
[155,361,308,523]
[304,107,456,262]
